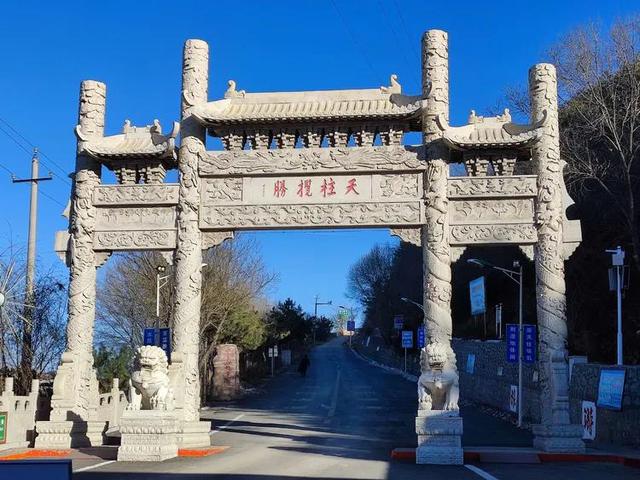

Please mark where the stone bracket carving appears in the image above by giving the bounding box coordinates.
[200,145,425,176]
[390,227,421,246]
[202,231,234,250]
[449,223,537,246]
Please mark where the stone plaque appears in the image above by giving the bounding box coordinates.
[447,176,537,199]
[95,206,177,231]
[449,198,534,224]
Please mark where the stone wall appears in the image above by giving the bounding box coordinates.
[569,364,640,446]
[355,335,640,447]
[0,378,40,450]
[452,339,542,423]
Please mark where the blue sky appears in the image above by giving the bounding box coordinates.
[0,1,636,320]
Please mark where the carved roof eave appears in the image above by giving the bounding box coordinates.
[435,110,547,151]
[191,92,424,128]
[76,121,180,163]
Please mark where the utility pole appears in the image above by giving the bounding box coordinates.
[606,246,626,365]
[12,148,52,392]
[313,295,332,344]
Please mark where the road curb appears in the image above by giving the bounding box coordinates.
[390,448,640,468]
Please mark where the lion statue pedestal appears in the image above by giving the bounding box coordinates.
[117,346,180,462]
[415,343,463,465]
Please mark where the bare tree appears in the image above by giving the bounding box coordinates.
[507,18,640,270]
[0,248,66,394]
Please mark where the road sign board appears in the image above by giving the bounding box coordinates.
[506,324,518,363]
[143,328,156,346]
[393,315,404,330]
[417,326,425,348]
[159,328,171,362]
[523,324,536,364]
[401,330,413,348]
[346,320,355,332]
[0,411,6,444]
[469,276,486,315]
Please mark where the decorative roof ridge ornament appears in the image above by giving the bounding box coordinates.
[75,119,180,159]
[380,74,401,94]
[224,80,246,99]
[434,109,548,150]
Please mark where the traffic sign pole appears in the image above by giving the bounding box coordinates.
[518,263,523,428]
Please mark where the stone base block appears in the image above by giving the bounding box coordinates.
[117,410,179,462]
[532,423,585,453]
[35,420,106,448]
[415,411,463,465]
[177,420,212,448]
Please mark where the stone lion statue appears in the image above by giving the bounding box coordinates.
[417,342,459,412]
[128,345,174,411]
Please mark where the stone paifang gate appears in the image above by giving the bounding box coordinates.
[36,29,585,463]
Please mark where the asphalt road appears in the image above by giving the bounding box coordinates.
[75,338,638,479]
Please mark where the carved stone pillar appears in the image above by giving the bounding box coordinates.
[171,39,211,447]
[35,80,105,448]
[529,64,584,452]
[416,29,463,465]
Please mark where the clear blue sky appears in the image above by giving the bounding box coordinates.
[0,1,636,320]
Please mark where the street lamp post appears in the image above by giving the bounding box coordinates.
[468,258,524,427]
[606,246,625,365]
[313,295,332,345]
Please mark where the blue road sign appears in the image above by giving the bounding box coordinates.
[506,324,519,363]
[469,276,486,315]
[401,330,413,348]
[346,320,355,332]
[159,328,171,361]
[143,328,156,346]
[523,324,536,364]
[417,326,426,348]
[393,315,404,330]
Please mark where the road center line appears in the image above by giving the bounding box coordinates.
[464,464,500,480]
[327,369,341,417]
[73,460,116,473]
[210,413,245,435]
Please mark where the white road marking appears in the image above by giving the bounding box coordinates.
[465,464,500,480]
[327,369,341,417]
[210,413,245,435]
[73,460,116,473]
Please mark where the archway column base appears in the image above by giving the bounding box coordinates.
[415,411,463,465]
[532,424,585,453]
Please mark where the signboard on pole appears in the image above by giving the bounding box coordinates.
[466,354,476,374]
[523,325,536,364]
[0,411,6,444]
[506,324,519,363]
[393,315,404,330]
[417,326,426,348]
[401,330,413,348]
[469,276,486,315]
[597,369,625,410]
[143,328,156,346]
[581,400,596,440]
[346,320,355,332]
[159,328,171,362]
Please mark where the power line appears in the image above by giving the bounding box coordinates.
[329,0,381,82]
[0,117,72,186]
[40,189,66,209]
[376,0,414,73]
[392,0,420,59]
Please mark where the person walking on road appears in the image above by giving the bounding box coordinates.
[298,354,310,377]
